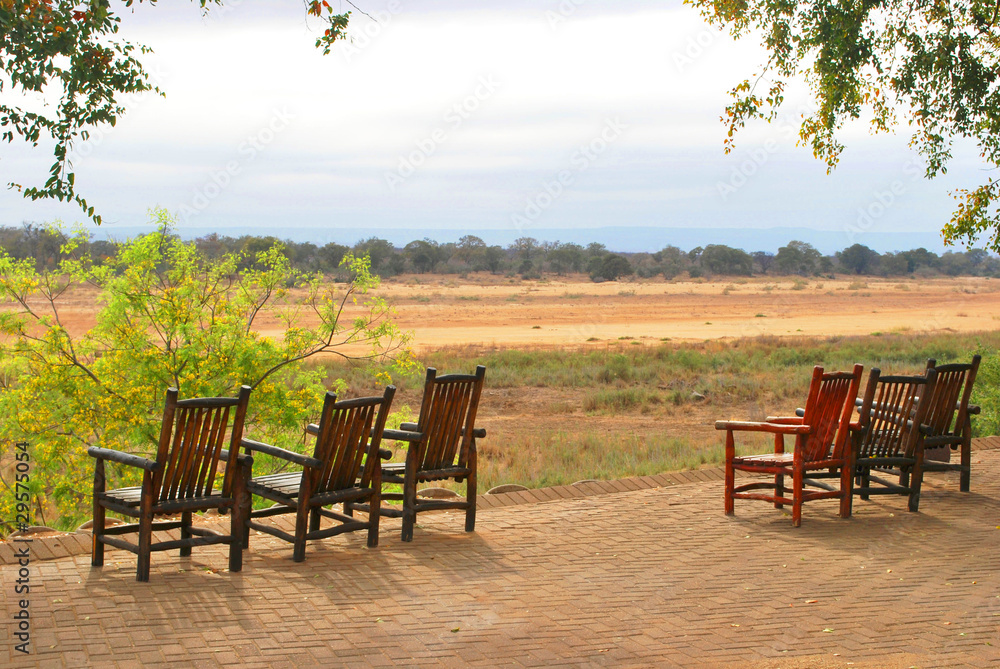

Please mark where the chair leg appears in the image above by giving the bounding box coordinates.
[860,469,871,501]
[401,476,417,543]
[292,503,310,562]
[230,466,249,573]
[136,473,154,582]
[136,508,153,583]
[960,434,971,492]
[774,473,784,509]
[724,431,735,516]
[92,460,106,568]
[839,464,852,519]
[309,508,321,534]
[792,465,803,528]
[180,511,192,557]
[229,502,244,574]
[465,459,477,533]
[367,489,380,549]
[909,454,925,513]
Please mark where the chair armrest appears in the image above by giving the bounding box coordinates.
[87,446,160,472]
[764,416,804,425]
[219,449,254,467]
[795,407,806,417]
[715,420,812,434]
[394,422,484,439]
[383,428,423,443]
[241,438,322,470]
[968,403,981,416]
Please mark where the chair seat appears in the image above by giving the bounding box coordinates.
[732,453,795,466]
[100,486,230,510]
[382,463,471,481]
[101,486,144,506]
[248,472,303,497]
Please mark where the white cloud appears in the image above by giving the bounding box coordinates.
[0,1,990,251]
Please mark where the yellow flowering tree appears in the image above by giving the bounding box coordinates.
[0,208,413,531]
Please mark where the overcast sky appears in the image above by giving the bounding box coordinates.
[0,0,990,252]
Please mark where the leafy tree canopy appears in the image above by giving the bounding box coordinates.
[0,0,352,224]
[689,0,1000,251]
[0,208,413,529]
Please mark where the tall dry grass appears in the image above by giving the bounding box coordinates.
[311,330,999,490]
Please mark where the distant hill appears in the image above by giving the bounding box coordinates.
[92,225,949,255]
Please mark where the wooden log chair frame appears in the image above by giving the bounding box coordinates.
[848,368,938,514]
[374,366,486,542]
[89,386,253,582]
[718,364,863,527]
[918,356,981,491]
[241,386,395,562]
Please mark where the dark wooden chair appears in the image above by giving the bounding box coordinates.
[378,366,486,542]
[917,356,981,491]
[848,368,938,513]
[241,386,395,562]
[89,386,253,582]
[718,364,863,526]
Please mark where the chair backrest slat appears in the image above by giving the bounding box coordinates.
[193,407,228,497]
[310,386,395,494]
[923,356,980,438]
[855,369,937,460]
[800,364,863,462]
[415,366,485,470]
[151,386,251,503]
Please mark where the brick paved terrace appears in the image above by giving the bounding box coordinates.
[4,438,1000,668]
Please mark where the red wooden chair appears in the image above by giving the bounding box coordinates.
[849,368,938,513]
[378,366,486,541]
[89,386,253,582]
[919,356,980,491]
[717,364,863,526]
[241,386,395,562]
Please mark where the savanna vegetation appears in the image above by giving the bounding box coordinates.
[3,224,998,283]
[0,210,414,534]
[2,218,998,535]
[319,330,1000,495]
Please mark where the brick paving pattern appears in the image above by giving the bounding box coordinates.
[4,437,1000,667]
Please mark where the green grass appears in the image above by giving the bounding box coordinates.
[475,431,726,490]
[323,331,1000,402]
[314,330,1000,492]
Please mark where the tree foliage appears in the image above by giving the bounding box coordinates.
[700,244,754,275]
[837,243,880,275]
[0,0,352,225]
[689,0,1000,251]
[0,209,413,530]
[775,240,822,276]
